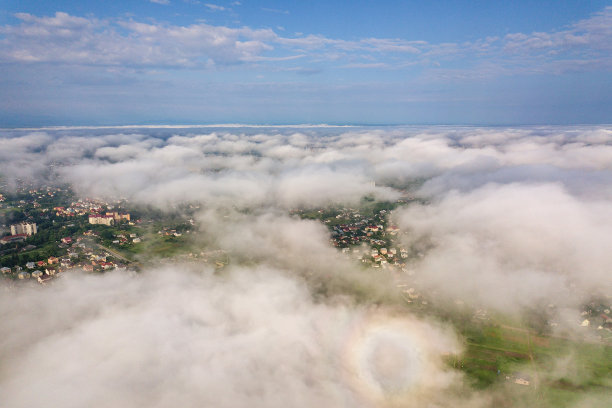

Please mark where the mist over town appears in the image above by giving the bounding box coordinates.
[1,1,612,407]
[1,125,611,407]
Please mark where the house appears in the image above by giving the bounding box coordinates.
[60,258,73,268]
[82,264,94,272]
[1,266,11,274]
[48,256,59,264]
[26,262,36,269]
[37,260,46,267]
[61,237,72,244]
[386,225,400,235]
[17,271,30,279]
[0,234,27,245]
[38,275,53,284]
[514,378,530,386]
[31,270,43,278]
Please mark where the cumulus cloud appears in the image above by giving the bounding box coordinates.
[2,125,612,208]
[0,128,403,209]
[394,183,612,313]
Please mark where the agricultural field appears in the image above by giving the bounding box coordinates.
[452,321,612,406]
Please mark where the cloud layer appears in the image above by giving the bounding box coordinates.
[394,183,612,312]
[3,125,612,205]
[1,7,610,73]
[2,125,612,406]
[0,266,462,408]
[2,125,612,311]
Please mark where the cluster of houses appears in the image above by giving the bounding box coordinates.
[158,227,184,237]
[368,246,409,266]
[21,186,66,200]
[53,198,132,227]
[330,218,408,268]
[320,208,399,248]
[112,232,141,245]
[579,303,612,333]
[1,234,122,285]
[54,197,107,217]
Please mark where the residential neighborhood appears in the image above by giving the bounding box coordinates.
[0,183,141,284]
[2,181,610,344]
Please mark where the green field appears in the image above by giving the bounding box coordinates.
[450,321,612,406]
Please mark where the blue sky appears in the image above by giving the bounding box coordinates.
[0,0,610,125]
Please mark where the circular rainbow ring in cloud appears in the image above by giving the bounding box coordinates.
[341,310,462,406]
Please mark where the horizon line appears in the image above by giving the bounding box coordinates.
[2,123,612,131]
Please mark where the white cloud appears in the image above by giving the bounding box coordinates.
[3,125,612,208]
[503,6,612,54]
[0,12,276,67]
[2,125,612,404]
[0,262,464,408]
[1,7,609,75]
[394,182,612,319]
[205,3,226,12]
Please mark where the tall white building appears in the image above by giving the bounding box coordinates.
[10,222,37,236]
[88,215,114,226]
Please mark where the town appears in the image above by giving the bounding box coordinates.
[1,181,611,394]
[0,184,136,283]
[0,180,239,286]
[2,182,611,338]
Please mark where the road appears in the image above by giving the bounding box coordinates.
[95,243,131,263]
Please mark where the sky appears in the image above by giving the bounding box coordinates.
[0,0,611,126]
